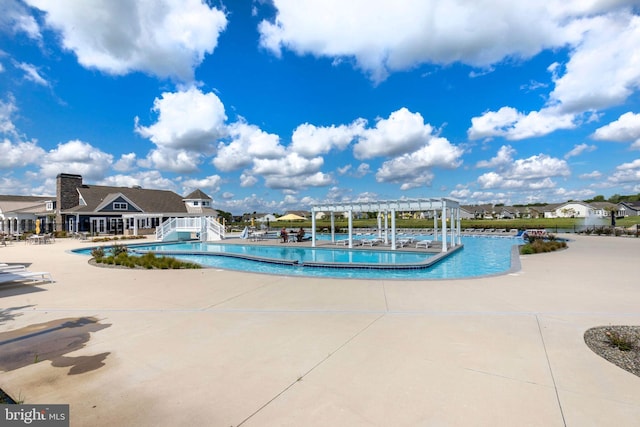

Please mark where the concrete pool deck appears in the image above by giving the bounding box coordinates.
[0,235,639,426]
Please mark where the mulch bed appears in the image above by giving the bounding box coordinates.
[584,325,640,377]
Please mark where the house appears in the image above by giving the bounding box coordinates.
[589,202,617,218]
[0,195,56,235]
[617,201,640,217]
[56,173,217,235]
[256,213,277,224]
[544,201,615,219]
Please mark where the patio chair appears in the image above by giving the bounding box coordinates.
[415,240,431,249]
[0,270,53,284]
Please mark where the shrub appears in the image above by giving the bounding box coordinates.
[92,249,201,270]
[110,243,128,257]
[91,247,105,260]
[519,240,567,255]
[605,329,636,351]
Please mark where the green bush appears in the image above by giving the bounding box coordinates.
[520,240,567,255]
[93,250,200,269]
[91,247,105,260]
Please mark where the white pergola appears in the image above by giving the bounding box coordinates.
[310,198,462,252]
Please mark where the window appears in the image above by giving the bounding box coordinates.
[46,201,53,211]
[202,201,210,207]
[193,201,199,206]
[113,202,128,210]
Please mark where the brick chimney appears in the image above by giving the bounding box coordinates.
[56,173,82,231]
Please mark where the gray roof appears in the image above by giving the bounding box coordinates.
[0,195,54,216]
[184,189,211,200]
[64,185,188,214]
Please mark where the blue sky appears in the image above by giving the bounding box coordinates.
[1,0,640,215]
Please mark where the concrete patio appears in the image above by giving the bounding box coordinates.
[0,234,638,426]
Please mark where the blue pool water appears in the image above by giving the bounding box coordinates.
[73,235,522,280]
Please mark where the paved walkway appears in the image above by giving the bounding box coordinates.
[0,235,639,426]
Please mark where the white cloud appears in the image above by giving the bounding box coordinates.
[468,106,576,141]
[258,0,582,82]
[290,119,365,157]
[579,170,602,179]
[181,175,222,195]
[375,137,463,190]
[353,163,370,178]
[0,94,47,169]
[461,8,640,141]
[240,173,258,187]
[248,152,336,190]
[476,145,516,168]
[213,121,285,171]
[13,61,49,86]
[549,12,640,114]
[26,0,227,81]
[98,171,176,191]
[0,139,46,169]
[0,0,41,41]
[140,148,202,174]
[616,158,640,170]
[564,143,597,159]
[41,140,113,180]
[354,108,435,159]
[135,87,227,172]
[475,147,570,191]
[113,153,138,172]
[0,95,20,137]
[252,152,323,177]
[135,87,227,150]
[592,112,640,146]
[608,159,640,185]
[508,154,570,180]
[264,171,335,190]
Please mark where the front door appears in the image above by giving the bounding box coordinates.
[90,217,106,235]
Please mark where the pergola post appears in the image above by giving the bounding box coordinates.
[433,209,438,241]
[441,202,448,252]
[311,210,316,247]
[391,209,396,250]
[330,213,335,243]
[347,209,353,248]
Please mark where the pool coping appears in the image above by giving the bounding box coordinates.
[130,244,463,270]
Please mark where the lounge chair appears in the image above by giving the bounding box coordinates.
[397,237,415,248]
[415,240,431,249]
[361,238,383,246]
[0,264,27,272]
[0,270,53,284]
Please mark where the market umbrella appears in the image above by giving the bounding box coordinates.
[35,219,41,234]
[276,213,306,221]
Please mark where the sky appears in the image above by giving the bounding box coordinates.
[1,0,640,215]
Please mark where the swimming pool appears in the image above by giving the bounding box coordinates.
[73,235,522,280]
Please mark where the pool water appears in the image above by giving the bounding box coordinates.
[73,235,521,280]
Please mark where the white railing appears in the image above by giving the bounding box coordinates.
[156,217,177,241]
[203,216,225,241]
[156,216,225,241]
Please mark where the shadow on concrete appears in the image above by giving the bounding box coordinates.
[0,317,112,375]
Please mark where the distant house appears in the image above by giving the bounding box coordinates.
[617,201,640,217]
[544,201,614,219]
[56,173,217,235]
[590,202,617,218]
[256,213,277,223]
[0,195,56,235]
